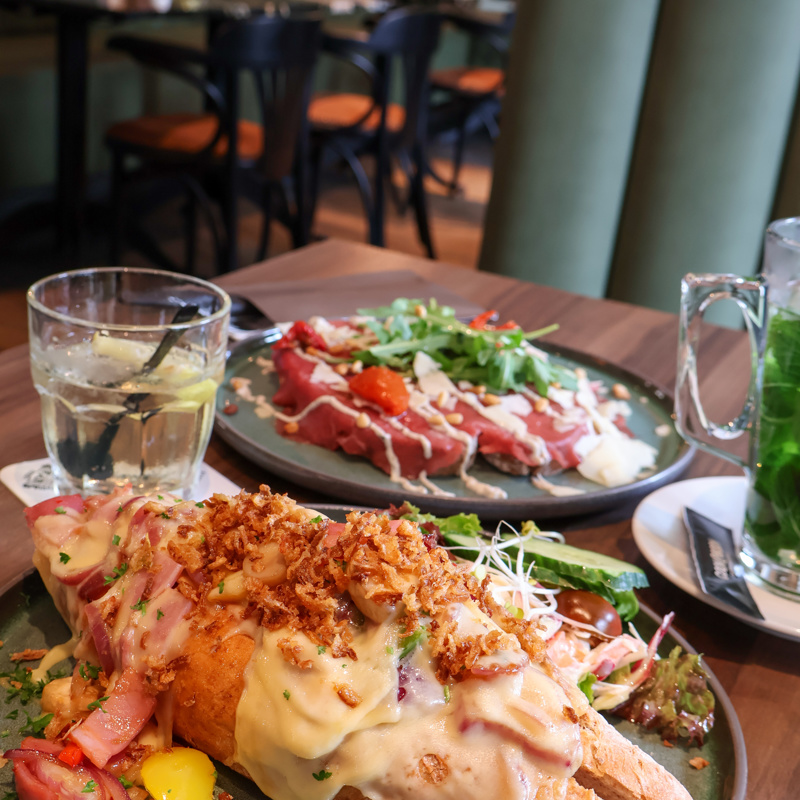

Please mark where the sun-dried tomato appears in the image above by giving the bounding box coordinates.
[468,310,519,331]
[349,366,410,416]
[272,321,328,352]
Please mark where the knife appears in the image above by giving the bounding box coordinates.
[682,507,765,620]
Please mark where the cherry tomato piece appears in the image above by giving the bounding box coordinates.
[555,590,623,637]
[349,366,410,416]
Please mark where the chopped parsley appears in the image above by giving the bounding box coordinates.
[87,696,110,713]
[131,598,148,616]
[3,791,19,800]
[398,626,428,659]
[112,534,121,546]
[79,663,100,681]
[119,777,133,790]
[309,515,323,524]
[157,495,164,500]
[218,580,225,594]
[385,646,394,655]
[104,562,128,585]
[20,711,53,738]
[59,552,71,564]
[54,506,66,515]
[1,731,9,738]
[0,664,57,705]
[312,769,332,782]
[317,645,326,655]
[117,505,123,514]
[283,690,291,700]
[5,709,18,720]
[196,502,205,508]
[341,663,347,669]
[443,685,451,703]
[81,780,97,793]
[157,609,165,620]
[160,512,170,520]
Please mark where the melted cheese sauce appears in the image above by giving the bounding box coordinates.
[234,620,582,800]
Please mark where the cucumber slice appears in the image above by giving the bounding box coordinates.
[442,532,648,592]
[510,537,648,592]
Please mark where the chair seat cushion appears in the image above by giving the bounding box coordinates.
[106,113,264,160]
[308,93,405,133]
[430,66,505,96]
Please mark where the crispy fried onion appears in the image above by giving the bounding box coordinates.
[171,487,547,681]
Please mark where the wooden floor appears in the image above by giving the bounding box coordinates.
[0,138,493,350]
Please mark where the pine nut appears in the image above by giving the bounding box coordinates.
[306,346,320,357]
[334,363,349,375]
[482,394,502,406]
[414,304,427,318]
[351,360,363,374]
[574,367,588,381]
[356,412,370,429]
[437,390,449,408]
[534,397,549,413]
[284,421,299,434]
[429,414,445,426]
[445,413,464,425]
[612,383,631,400]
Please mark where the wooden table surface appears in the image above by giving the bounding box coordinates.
[1,240,795,799]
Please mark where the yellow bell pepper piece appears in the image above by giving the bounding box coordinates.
[141,747,216,800]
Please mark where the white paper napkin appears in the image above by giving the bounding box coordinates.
[0,458,242,508]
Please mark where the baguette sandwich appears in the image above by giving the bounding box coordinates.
[11,487,691,800]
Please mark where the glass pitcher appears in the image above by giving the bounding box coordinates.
[677,217,800,598]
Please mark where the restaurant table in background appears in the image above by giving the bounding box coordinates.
[0,0,385,258]
[0,240,794,798]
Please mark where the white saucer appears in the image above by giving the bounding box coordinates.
[632,475,800,641]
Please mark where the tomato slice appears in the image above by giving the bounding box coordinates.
[349,366,410,416]
[24,495,85,528]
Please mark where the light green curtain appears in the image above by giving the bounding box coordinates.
[607,0,800,323]
[479,0,659,298]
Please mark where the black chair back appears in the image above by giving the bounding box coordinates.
[367,7,442,150]
[211,14,322,182]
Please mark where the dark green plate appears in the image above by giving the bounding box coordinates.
[0,537,744,800]
[215,334,693,520]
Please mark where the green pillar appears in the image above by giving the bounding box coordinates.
[479,0,659,298]
[607,0,800,321]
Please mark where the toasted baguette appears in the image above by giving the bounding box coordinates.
[574,707,691,800]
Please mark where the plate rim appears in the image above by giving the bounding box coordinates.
[631,475,800,642]
[215,335,695,520]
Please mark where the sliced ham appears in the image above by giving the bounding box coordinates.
[70,668,156,768]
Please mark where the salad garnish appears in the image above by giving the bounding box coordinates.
[384,504,715,746]
[352,298,574,395]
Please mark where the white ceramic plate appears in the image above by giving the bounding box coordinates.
[632,475,800,641]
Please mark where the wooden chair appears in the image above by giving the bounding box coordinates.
[305,7,442,259]
[429,9,514,195]
[105,14,322,273]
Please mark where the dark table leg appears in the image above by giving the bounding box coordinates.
[56,14,89,257]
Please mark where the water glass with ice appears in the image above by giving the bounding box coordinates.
[27,267,230,497]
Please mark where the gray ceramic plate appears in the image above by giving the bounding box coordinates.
[0,551,744,800]
[215,334,694,520]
